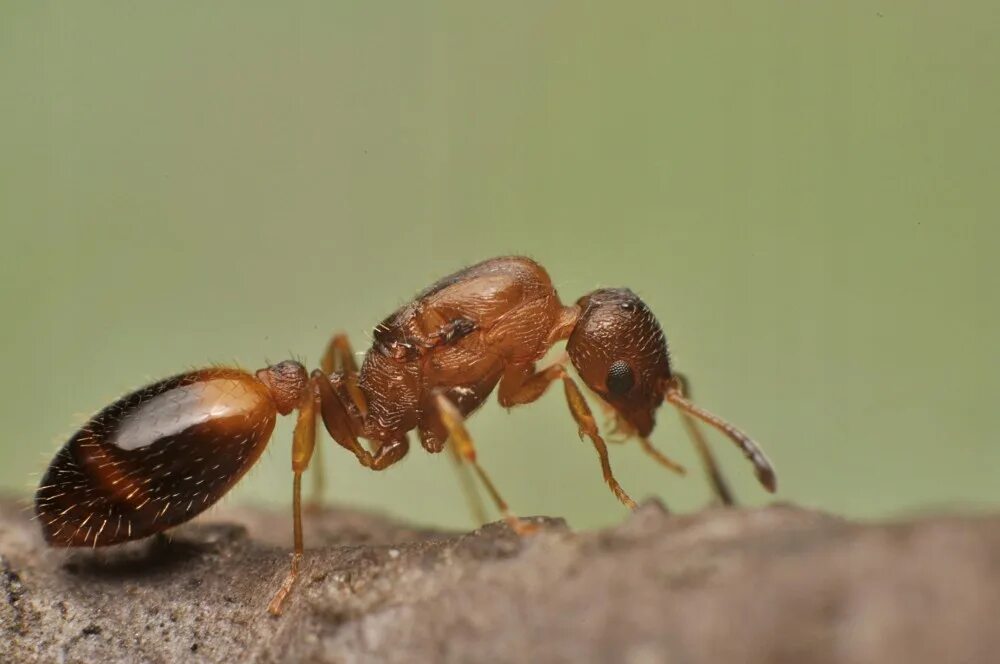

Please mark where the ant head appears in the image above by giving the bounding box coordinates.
[566,288,672,437]
[256,360,309,415]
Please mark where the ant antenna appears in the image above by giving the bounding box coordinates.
[664,379,776,492]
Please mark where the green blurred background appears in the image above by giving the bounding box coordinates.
[2,2,996,531]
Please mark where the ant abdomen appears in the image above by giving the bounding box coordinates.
[35,368,277,547]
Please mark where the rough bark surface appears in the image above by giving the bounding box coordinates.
[2,496,999,663]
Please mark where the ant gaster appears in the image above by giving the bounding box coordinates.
[35,256,775,615]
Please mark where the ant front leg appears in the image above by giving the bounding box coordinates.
[268,388,317,616]
[497,360,567,408]
[559,374,639,510]
[498,362,638,511]
[431,392,537,535]
[500,362,685,496]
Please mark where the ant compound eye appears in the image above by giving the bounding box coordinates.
[606,360,635,396]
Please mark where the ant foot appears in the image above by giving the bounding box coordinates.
[505,515,540,536]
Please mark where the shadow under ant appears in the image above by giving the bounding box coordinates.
[62,523,248,580]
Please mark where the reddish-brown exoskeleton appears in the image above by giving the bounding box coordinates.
[35,256,775,615]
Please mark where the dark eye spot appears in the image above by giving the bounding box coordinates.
[620,301,634,311]
[606,360,635,396]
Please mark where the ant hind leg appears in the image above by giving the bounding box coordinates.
[268,388,317,616]
[306,332,366,512]
[309,334,366,511]
[320,332,361,376]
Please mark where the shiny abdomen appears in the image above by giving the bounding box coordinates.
[35,368,276,547]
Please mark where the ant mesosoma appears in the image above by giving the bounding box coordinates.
[35,256,775,614]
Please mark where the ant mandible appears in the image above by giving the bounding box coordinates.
[35,256,775,615]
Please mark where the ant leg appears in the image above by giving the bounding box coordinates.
[636,437,687,476]
[367,436,410,469]
[320,333,367,419]
[448,437,489,526]
[320,332,360,375]
[499,363,637,510]
[497,361,565,408]
[312,371,408,471]
[268,389,317,616]
[308,334,365,509]
[314,374,367,464]
[672,373,736,506]
[665,377,777,493]
[560,375,638,510]
[418,423,489,526]
[431,393,536,535]
[269,374,406,617]
[501,363,684,480]
[305,436,326,511]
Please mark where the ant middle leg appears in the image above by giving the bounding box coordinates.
[418,420,489,526]
[446,438,489,526]
[430,392,536,535]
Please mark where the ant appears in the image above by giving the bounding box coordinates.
[35,256,775,615]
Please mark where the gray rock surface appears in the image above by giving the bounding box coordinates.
[2,496,999,663]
